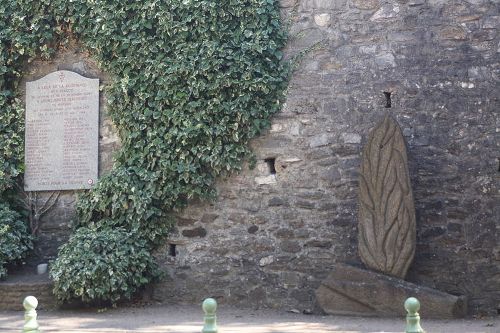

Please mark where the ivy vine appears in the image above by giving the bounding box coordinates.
[0,0,288,299]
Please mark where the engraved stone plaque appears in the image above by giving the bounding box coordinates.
[24,70,99,191]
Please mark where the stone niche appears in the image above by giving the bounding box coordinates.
[19,40,120,261]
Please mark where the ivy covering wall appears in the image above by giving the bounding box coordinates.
[0,0,288,302]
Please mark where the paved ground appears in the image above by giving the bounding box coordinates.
[0,303,498,333]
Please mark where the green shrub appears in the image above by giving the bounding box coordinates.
[0,203,32,279]
[50,227,158,304]
[74,169,176,247]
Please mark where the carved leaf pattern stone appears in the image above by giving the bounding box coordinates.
[358,115,416,279]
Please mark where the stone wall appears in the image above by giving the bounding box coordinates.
[15,0,498,316]
[153,0,499,315]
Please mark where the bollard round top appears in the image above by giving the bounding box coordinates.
[202,298,217,315]
[23,296,38,310]
[404,297,420,314]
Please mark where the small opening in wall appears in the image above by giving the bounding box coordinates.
[265,158,277,175]
[169,244,177,257]
[383,92,392,108]
[497,157,500,172]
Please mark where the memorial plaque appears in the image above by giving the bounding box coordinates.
[24,70,99,191]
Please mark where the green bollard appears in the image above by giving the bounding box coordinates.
[404,297,425,333]
[22,296,41,333]
[202,298,218,333]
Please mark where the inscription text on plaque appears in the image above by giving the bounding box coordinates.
[24,70,99,191]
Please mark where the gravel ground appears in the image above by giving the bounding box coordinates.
[0,303,498,333]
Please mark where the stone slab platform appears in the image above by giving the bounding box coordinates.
[0,272,56,311]
[315,264,467,318]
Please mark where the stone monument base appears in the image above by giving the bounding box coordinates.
[0,270,56,311]
[315,264,466,318]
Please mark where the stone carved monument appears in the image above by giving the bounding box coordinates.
[24,70,99,191]
[358,114,416,279]
[315,114,466,318]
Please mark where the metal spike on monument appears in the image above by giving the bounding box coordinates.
[22,296,41,333]
[405,297,425,333]
[358,113,417,279]
[202,298,218,333]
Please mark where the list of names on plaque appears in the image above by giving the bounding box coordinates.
[24,70,99,191]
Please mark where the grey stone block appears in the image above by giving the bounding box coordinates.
[315,264,467,318]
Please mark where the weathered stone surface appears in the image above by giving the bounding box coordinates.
[341,133,361,144]
[181,227,207,238]
[25,70,99,191]
[301,0,346,10]
[247,225,259,234]
[314,14,331,27]
[351,0,379,10]
[305,240,333,248]
[0,276,56,311]
[309,133,331,148]
[200,213,218,224]
[268,197,287,206]
[374,52,397,68]
[370,4,400,21]
[259,255,274,267]
[280,240,302,253]
[255,175,277,185]
[440,26,468,40]
[315,264,467,318]
[358,115,416,279]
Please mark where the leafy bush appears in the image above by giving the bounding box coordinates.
[74,169,176,246]
[50,227,158,304]
[0,203,32,279]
